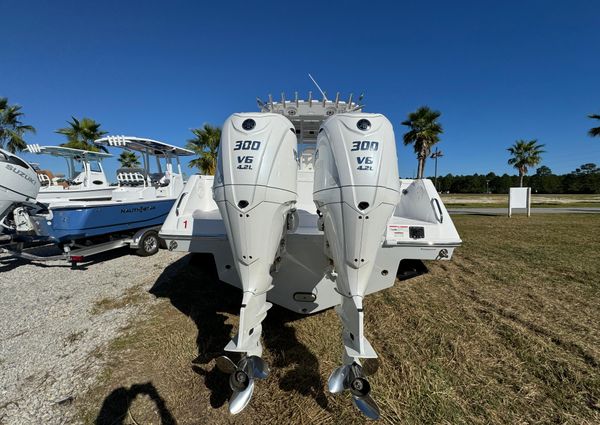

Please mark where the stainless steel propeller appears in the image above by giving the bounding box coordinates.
[215,355,269,414]
[328,360,380,420]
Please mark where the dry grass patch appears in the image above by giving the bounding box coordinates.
[91,286,146,315]
[77,215,600,424]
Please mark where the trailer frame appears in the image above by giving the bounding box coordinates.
[0,226,162,266]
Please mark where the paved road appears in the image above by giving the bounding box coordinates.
[448,207,600,215]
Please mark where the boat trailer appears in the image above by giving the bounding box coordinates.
[0,226,162,266]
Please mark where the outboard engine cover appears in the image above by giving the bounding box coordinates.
[214,113,298,356]
[314,113,400,359]
[0,148,40,224]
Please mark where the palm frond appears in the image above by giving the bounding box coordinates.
[507,139,545,178]
[55,116,107,152]
[0,97,36,152]
[587,114,600,138]
[118,151,140,167]
[401,106,444,154]
[187,124,221,174]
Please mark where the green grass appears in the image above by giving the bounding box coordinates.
[441,193,600,209]
[77,215,600,424]
[446,202,600,208]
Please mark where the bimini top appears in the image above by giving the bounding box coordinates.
[25,144,113,160]
[94,135,194,157]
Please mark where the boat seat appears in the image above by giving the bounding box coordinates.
[117,167,147,186]
[149,172,170,187]
[37,171,51,186]
[37,170,69,187]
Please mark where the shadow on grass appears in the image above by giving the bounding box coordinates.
[149,253,328,410]
[95,382,176,425]
[263,307,329,409]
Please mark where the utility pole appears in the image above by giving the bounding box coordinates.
[430,148,444,192]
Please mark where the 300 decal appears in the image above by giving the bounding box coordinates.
[351,141,379,151]
[234,140,261,151]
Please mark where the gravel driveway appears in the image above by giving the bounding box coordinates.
[0,248,185,425]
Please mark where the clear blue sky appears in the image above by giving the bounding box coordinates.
[2,0,599,179]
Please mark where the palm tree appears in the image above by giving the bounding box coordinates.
[186,124,221,175]
[588,114,600,138]
[507,139,545,187]
[118,151,140,168]
[401,106,443,179]
[0,97,36,153]
[56,117,107,152]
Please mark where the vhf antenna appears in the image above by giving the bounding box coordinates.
[308,73,328,101]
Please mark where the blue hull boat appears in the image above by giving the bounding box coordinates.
[36,198,176,242]
[13,136,194,252]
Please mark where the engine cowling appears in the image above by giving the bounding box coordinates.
[214,112,298,354]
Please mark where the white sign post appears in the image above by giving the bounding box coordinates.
[508,187,531,217]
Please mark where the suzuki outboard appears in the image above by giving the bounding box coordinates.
[0,148,40,236]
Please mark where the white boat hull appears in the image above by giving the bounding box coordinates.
[37,186,115,202]
[160,175,460,314]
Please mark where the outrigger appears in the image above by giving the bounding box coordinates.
[160,90,462,419]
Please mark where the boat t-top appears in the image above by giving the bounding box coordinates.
[94,135,193,202]
[24,144,114,201]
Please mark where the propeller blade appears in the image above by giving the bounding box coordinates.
[229,379,255,414]
[361,358,380,376]
[247,355,269,379]
[215,355,237,374]
[328,365,350,393]
[352,394,380,420]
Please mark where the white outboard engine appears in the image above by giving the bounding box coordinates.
[314,113,400,419]
[0,148,40,233]
[213,113,298,414]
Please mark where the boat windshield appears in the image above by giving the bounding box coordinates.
[90,160,102,173]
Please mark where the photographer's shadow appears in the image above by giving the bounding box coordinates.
[95,382,176,425]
